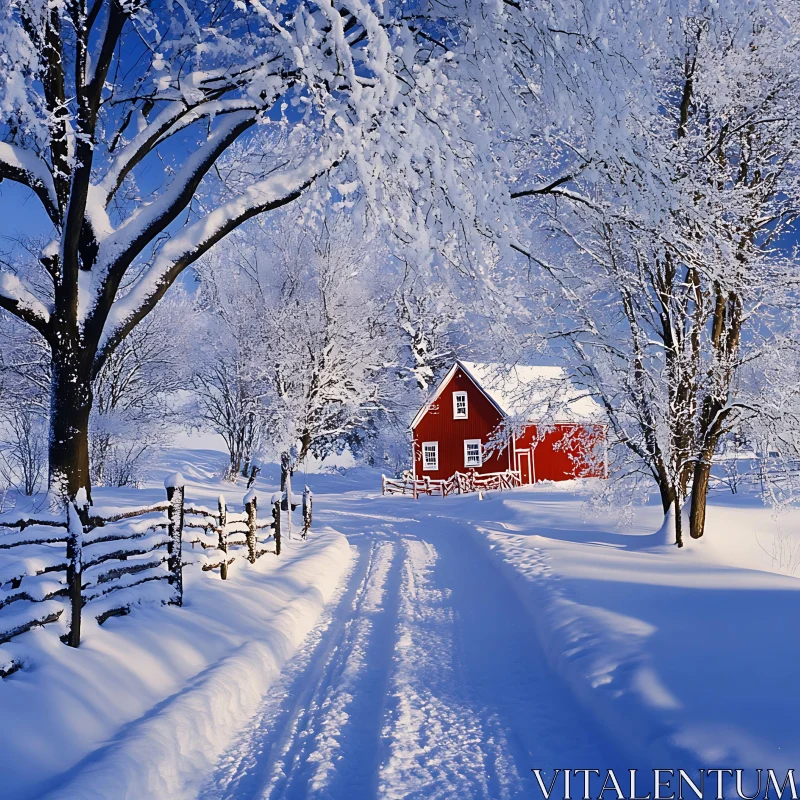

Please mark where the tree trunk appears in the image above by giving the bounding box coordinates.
[298,431,312,463]
[228,450,241,481]
[689,459,712,539]
[49,350,93,502]
[673,489,684,548]
[658,480,675,515]
[280,451,291,492]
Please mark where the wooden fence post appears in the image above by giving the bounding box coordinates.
[302,486,312,539]
[218,494,228,580]
[165,473,185,606]
[65,496,87,648]
[245,491,257,564]
[285,471,293,540]
[272,498,281,555]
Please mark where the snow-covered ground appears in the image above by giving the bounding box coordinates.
[3,446,800,798]
[0,449,351,800]
[197,485,615,800]
[463,486,800,771]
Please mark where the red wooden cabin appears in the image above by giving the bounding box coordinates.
[410,361,606,484]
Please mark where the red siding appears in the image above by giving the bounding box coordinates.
[412,368,511,480]
[412,365,607,483]
[515,424,606,482]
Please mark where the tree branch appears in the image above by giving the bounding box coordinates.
[99,99,260,207]
[0,143,60,224]
[93,153,338,374]
[85,111,259,341]
[510,173,575,198]
[0,272,53,336]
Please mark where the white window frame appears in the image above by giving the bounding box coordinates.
[464,439,482,468]
[453,391,468,419]
[422,441,439,471]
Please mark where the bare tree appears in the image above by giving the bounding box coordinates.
[193,361,267,481]
[0,409,47,495]
[509,0,800,543]
[194,214,398,485]
[395,261,463,392]
[90,289,193,485]
[0,0,500,501]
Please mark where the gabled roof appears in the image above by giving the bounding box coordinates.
[410,360,603,430]
[409,362,502,430]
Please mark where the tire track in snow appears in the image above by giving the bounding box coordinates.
[196,544,361,800]
[378,538,521,800]
[275,538,397,799]
[200,506,614,800]
[199,536,399,800]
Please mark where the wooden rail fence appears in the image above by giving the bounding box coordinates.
[382,469,522,498]
[0,475,312,677]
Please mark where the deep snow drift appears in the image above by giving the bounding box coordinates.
[463,485,800,771]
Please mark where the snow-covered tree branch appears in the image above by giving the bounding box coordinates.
[507,0,800,543]
[0,0,507,498]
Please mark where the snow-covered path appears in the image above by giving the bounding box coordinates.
[198,496,617,800]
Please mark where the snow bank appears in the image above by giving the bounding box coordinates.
[1,528,351,800]
[468,521,688,767]
[459,488,800,770]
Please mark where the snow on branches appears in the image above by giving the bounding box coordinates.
[192,213,398,476]
[506,0,800,540]
[0,0,516,494]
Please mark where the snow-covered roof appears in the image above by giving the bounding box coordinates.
[459,361,604,421]
[411,360,604,429]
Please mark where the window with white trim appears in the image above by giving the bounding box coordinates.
[422,442,439,471]
[453,391,468,419]
[464,439,482,468]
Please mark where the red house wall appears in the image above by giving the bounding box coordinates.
[515,424,607,482]
[412,368,511,480]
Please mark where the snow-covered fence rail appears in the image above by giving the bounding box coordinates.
[182,485,312,573]
[183,487,281,571]
[0,488,178,666]
[0,477,314,672]
[0,511,70,659]
[382,470,522,499]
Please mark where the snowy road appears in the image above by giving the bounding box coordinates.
[198,498,617,800]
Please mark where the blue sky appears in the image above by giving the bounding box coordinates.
[0,181,55,247]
